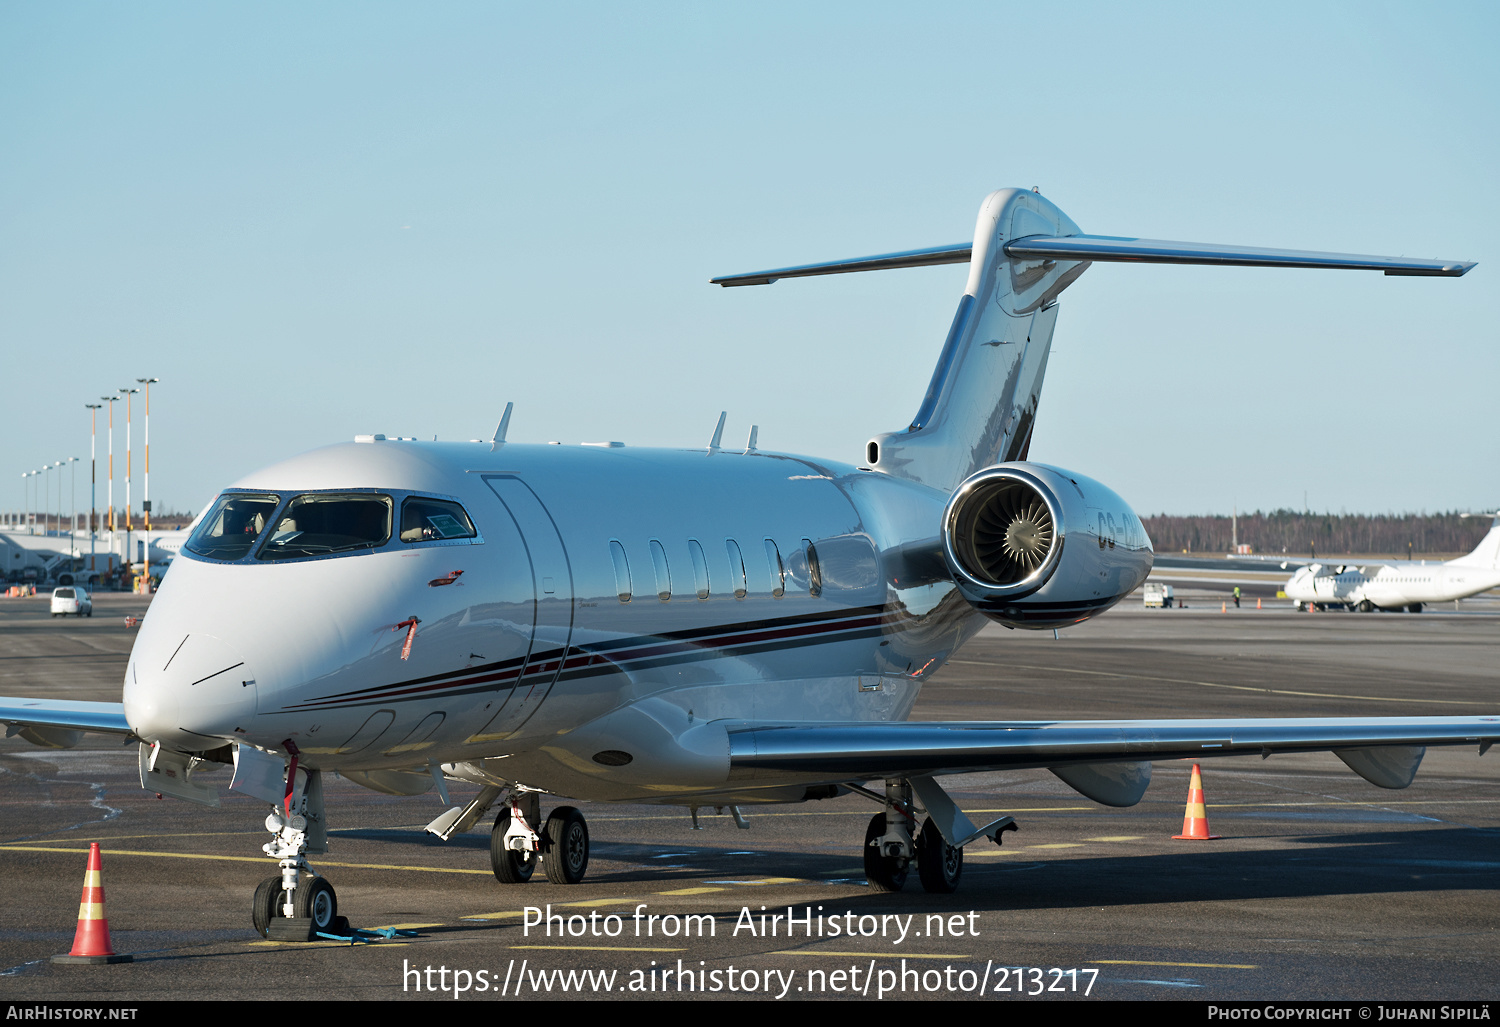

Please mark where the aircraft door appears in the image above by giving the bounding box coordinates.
[476,476,575,738]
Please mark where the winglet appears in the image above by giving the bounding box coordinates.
[708,411,727,451]
[490,402,514,452]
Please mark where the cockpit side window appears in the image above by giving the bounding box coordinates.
[185,493,282,561]
[257,494,392,561]
[400,497,477,543]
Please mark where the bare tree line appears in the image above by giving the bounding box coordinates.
[1142,510,1494,557]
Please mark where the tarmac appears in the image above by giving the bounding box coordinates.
[1,592,1497,1002]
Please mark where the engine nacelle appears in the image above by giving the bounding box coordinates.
[941,462,1153,629]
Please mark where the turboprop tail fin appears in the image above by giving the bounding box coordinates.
[1450,514,1500,570]
[711,190,1475,493]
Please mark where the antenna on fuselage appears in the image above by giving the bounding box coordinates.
[490,402,514,452]
[708,411,726,452]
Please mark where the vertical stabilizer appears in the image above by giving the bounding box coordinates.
[865,189,1090,492]
[1450,515,1500,570]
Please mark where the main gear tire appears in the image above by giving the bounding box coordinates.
[543,807,590,885]
[490,809,536,883]
[863,812,908,893]
[916,818,963,894]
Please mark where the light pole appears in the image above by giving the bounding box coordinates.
[138,377,158,590]
[86,404,101,576]
[20,471,30,535]
[42,462,52,536]
[102,395,118,574]
[121,388,139,579]
[68,456,78,549]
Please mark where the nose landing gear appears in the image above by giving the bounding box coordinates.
[251,766,338,939]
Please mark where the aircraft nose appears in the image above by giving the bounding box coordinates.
[124,633,258,750]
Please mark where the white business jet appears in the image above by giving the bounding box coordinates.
[3,188,1494,939]
[1285,514,1500,612]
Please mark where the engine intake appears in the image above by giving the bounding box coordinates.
[942,463,1152,629]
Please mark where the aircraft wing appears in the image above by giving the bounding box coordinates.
[726,716,1499,781]
[1,696,133,748]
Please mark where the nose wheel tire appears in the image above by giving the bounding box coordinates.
[543,807,590,885]
[916,818,963,894]
[863,812,908,893]
[490,809,536,883]
[295,877,338,932]
[252,875,284,937]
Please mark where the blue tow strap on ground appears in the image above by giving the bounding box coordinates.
[315,926,420,945]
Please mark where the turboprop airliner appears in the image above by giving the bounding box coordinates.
[1285,514,1500,612]
[3,187,1494,940]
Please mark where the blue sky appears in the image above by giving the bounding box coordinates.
[3,2,1495,519]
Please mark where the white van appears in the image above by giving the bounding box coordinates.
[50,586,92,617]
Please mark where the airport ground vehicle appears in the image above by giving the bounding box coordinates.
[49,585,92,617]
[1143,582,1174,608]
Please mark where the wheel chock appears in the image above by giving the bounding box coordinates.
[266,917,315,942]
[52,843,133,965]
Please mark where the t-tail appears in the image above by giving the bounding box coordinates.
[713,188,1474,494]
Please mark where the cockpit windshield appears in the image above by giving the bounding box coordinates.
[185,493,282,561]
[257,494,392,561]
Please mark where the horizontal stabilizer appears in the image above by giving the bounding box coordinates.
[1006,235,1475,276]
[711,236,1474,286]
[711,243,971,287]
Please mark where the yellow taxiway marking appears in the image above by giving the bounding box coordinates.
[0,845,491,875]
[1084,836,1144,842]
[704,877,806,886]
[555,897,653,908]
[656,887,726,895]
[511,944,685,953]
[374,923,444,931]
[462,911,528,920]
[1025,843,1084,849]
[964,850,1021,857]
[773,950,971,960]
[1092,959,1258,969]
[959,660,1491,707]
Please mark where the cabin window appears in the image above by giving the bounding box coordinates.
[185,492,281,561]
[785,538,820,596]
[258,493,392,561]
[687,539,710,599]
[765,539,785,598]
[649,540,672,601]
[400,497,477,543]
[725,539,748,599]
[609,540,632,603]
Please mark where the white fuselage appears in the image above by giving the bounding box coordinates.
[121,439,1007,805]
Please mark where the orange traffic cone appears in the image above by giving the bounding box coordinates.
[1172,764,1222,841]
[1257,597,1262,609]
[51,843,132,964]
[1221,601,1226,613]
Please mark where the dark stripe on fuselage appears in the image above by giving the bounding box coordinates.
[280,604,895,711]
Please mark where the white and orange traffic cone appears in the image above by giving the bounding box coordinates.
[1257,597,1262,609]
[1172,764,1222,841]
[51,843,132,964]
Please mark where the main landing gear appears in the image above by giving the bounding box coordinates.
[862,777,1017,894]
[488,790,591,886]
